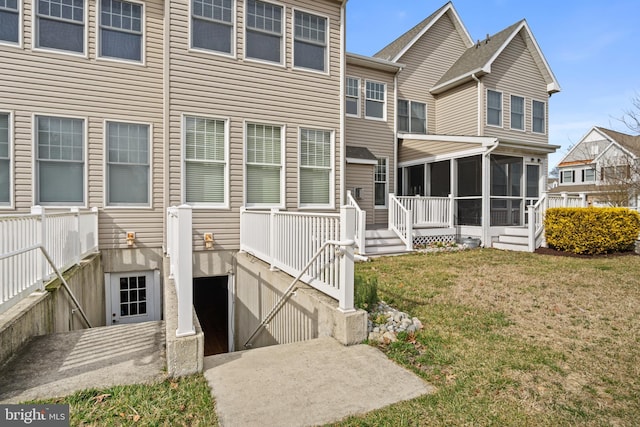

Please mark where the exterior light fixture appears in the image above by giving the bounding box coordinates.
[126,231,136,246]
[204,232,214,249]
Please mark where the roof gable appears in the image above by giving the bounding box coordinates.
[558,126,640,167]
[373,2,473,62]
[431,20,561,95]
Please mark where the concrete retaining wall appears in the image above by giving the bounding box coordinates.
[235,252,367,350]
[0,253,104,366]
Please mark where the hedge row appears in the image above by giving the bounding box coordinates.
[544,207,640,255]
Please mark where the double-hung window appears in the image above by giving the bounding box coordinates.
[560,170,574,184]
[294,10,327,72]
[184,116,227,206]
[365,81,385,120]
[36,116,84,205]
[245,0,282,64]
[375,158,387,207]
[532,100,546,133]
[246,123,282,207]
[0,0,19,45]
[300,129,332,207]
[191,0,233,55]
[510,95,524,130]
[0,113,10,206]
[583,169,596,182]
[99,0,143,62]
[35,0,85,54]
[106,122,149,206]
[345,77,360,117]
[397,100,426,133]
[487,90,502,127]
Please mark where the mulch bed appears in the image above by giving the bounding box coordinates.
[535,247,639,258]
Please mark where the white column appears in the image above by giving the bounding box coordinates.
[338,206,355,313]
[176,204,194,337]
[31,206,46,287]
[71,207,80,263]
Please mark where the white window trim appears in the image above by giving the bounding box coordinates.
[0,0,22,48]
[243,120,286,209]
[560,169,574,184]
[243,0,285,68]
[345,76,360,118]
[103,119,153,209]
[0,110,14,209]
[32,0,88,58]
[583,168,596,183]
[297,126,335,209]
[365,80,386,122]
[32,113,88,208]
[180,113,230,209]
[486,89,503,128]
[374,157,388,209]
[96,0,146,66]
[291,6,330,75]
[509,94,526,132]
[188,0,237,59]
[531,98,547,135]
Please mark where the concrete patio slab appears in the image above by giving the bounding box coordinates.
[0,321,165,403]
[204,337,434,427]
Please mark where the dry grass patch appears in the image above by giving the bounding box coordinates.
[334,249,640,426]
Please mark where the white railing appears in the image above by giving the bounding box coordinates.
[346,191,366,254]
[0,207,99,315]
[396,195,454,228]
[388,194,413,251]
[240,206,355,311]
[166,205,194,337]
[548,192,587,208]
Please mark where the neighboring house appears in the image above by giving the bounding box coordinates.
[551,127,640,207]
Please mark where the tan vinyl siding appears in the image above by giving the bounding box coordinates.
[345,62,396,224]
[435,81,477,135]
[396,12,468,134]
[482,32,549,143]
[0,0,165,250]
[345,163,374,225]
[169,0,343,251]
[398,139,478,164]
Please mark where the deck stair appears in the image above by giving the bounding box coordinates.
[492,227,530,252]
[362,228,412,256]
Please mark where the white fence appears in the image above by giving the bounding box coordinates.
[548,192,587,208]
[396,195,454,228]
[346,191,366,254]
[240,207,355,311]
[166,205,195,337]
[0,207,99,315]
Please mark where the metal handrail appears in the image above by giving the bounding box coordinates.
[0,244,92,328]
[243,238,355,349]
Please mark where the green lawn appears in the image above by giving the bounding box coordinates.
[30,249,640,426]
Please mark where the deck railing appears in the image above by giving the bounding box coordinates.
[388,194,413,251]
[240,206,355,311]
[548,192,587,208]
[166,205,195,337]
[396,195,454,228]
[527,192,589,252]
[0,207,99,315]
[346,191,366,254]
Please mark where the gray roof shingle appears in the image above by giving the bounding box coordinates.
[597,127,640,157]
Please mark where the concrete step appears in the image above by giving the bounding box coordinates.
[365,228,398,239]
[365,237,405,247]
[364,245,412,256]
[502,227,528,237]
[492,242,530,252]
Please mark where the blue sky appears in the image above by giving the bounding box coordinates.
[346,0,640,169]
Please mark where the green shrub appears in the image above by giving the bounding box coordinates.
[545,207,640,255]
[354,273,379,312]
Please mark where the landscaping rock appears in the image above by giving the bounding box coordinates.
[366,301,424,344]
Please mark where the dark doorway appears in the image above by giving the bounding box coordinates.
[193,276,229,356]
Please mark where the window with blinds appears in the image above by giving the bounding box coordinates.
[0,113,9,205]
[184,116,227,206]
[246,123,282,206]
[300,128,331,207]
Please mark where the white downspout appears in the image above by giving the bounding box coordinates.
[471,73,482,136]
[393,72,399,196]
[162,0,171,253]
[339,0,347,205]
